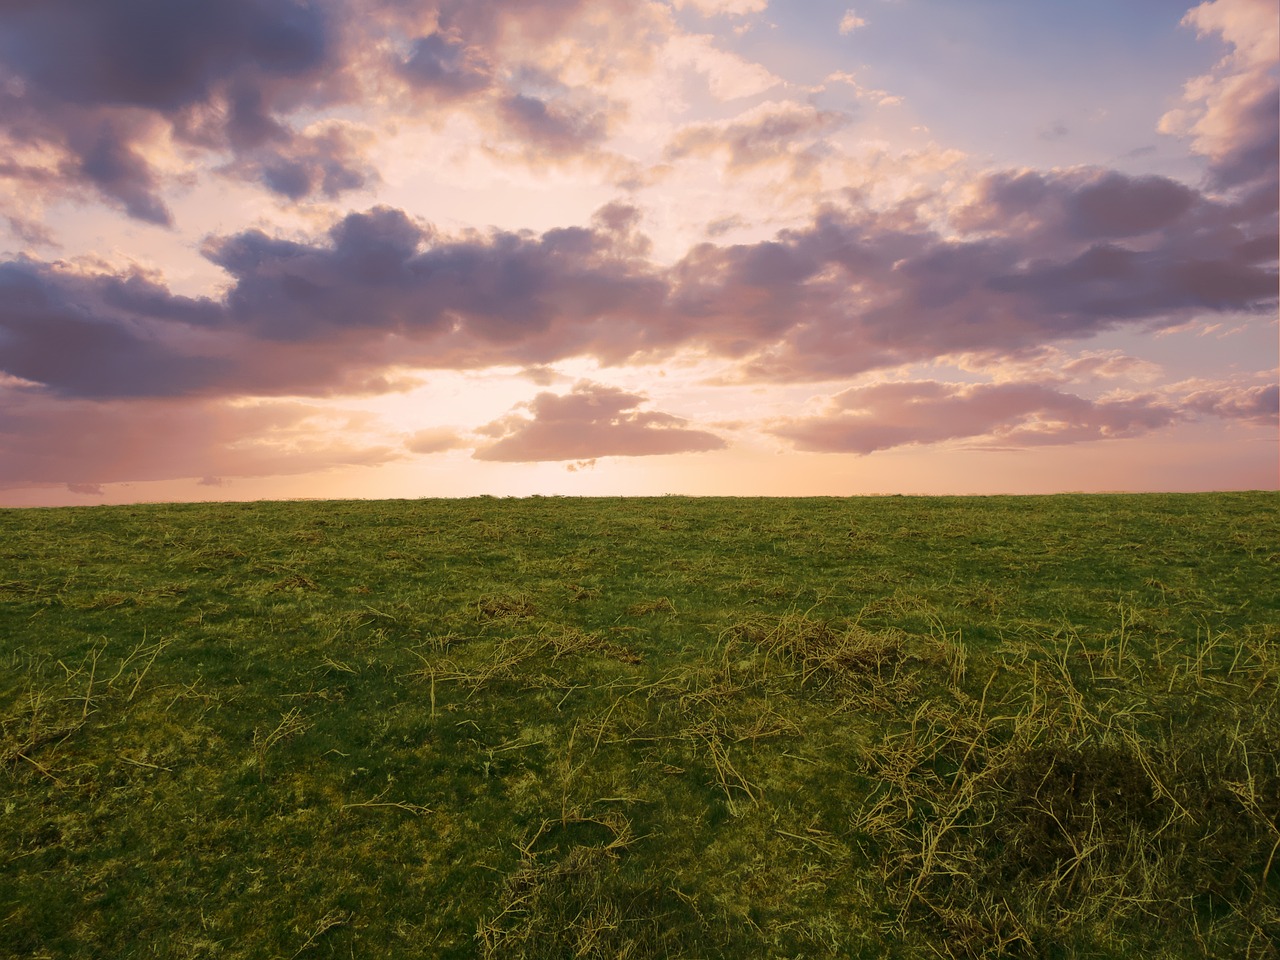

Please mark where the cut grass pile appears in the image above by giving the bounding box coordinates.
[1,493,1277,958]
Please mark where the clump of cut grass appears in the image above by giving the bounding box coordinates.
[475,810,678,960]
[839,620,1280,958]
[475,592,537,623]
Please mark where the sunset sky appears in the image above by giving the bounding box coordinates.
[1,0,1276,506]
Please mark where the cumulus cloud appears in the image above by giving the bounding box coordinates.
[473,380,727,461]
[0,204,668,399]
[0,0,360,214]
[1159,0,1279,191]
[685,167,1276,380]
[0,0,661,217]
[1180,380,1279,424]
[1,166,1274,403]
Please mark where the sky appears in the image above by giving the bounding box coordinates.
[0,0,1276,506]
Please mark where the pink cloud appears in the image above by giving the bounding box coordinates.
[1160,0,1279,191]
[1,171,1273,402]
[0,0,363,214]
[770,373,1280,456]
[0,0,653,218]
[0,387,398,491]
[1180,381,1278,424]
[769,381,1184,454]
[473,380,727,461]
[665,101,850,174]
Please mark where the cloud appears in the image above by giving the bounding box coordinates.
[2,164,1274,402]
[769,380,1183,454]
[680,167,1276,380]
[398,31,494,98]
[821,71,903,106]
[769,373,1279,455]
[0,0,359,214]
[0,205,670,399]
[671,0,770,16]
[496,92,609,155]
[839,10,868,35]
[406,427,466,454]
[1159,0,1279,191]
[473,380,727,461]
[0,0,652,217]
[224,122,376,199]
[0,387,398,491]
[663,33,781,100]
[1180,380,1279,424]
[665,101,850,172]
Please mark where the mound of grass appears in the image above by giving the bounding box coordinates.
[1,493,1276,958]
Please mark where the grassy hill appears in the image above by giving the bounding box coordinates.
[2,493,1277,958]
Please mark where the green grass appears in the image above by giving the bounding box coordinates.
[1,493,1277,958]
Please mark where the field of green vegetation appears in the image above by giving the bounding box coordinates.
[2,493,1277,958]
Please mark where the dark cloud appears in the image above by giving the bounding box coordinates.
[1204,80,1279,190]
[955,169,1202,241]
[0,0,332,112]
[1066,173,1198,239]
[0,260,229,398]
[0,0,658,214]
[1,167,1273,401]
[227,123,374,199]
[399,32,492,98]
[72,117,174,225]
[0,0,358,213]
[473,380,727,461]
[0,205,667,398]
[496,93,608,155]
[769,381,1183,454]
[721,167,1277,379]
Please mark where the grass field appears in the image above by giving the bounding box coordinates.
[2,493,1277,959]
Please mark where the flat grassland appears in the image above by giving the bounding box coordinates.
[2,493,1277,959]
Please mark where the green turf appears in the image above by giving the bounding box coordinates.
[2,493,1277,958]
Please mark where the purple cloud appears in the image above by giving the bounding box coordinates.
[665,102,850,172]
[399,32,493,98]
[769,381,1183,454]
[0,167,1273,402]
[0,0,354,213]
[769,373,1278,456]
[473,381,727,461]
